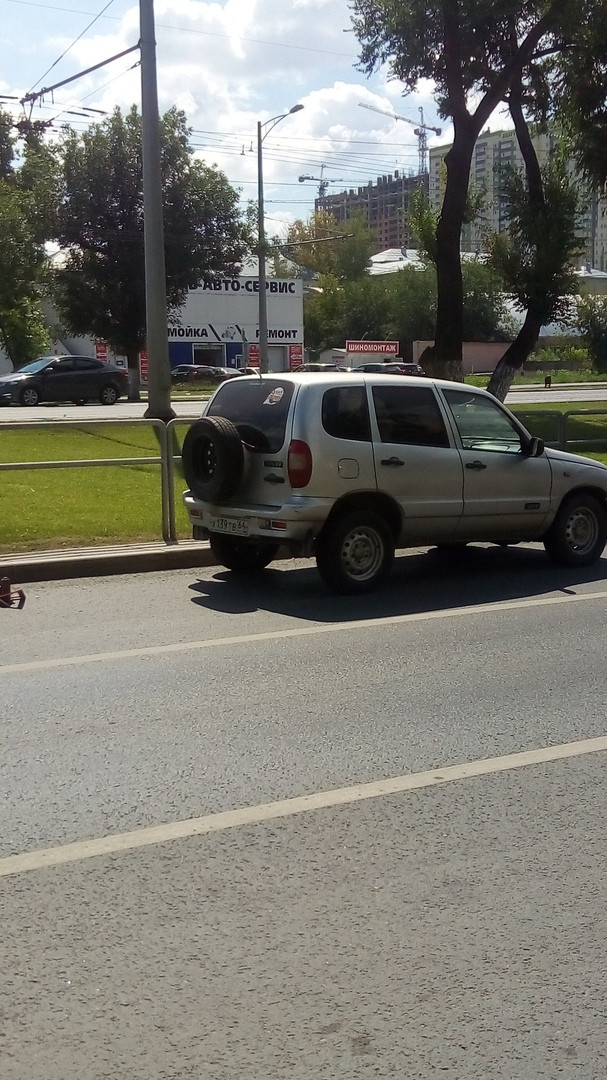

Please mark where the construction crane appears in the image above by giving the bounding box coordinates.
[299,163,345,198]
[358,101,441,175]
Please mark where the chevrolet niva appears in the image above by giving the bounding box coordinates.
[182,372,607,594]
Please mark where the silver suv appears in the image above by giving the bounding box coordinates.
[182,372,607,594]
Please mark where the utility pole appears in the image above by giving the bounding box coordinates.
[140,0,174,420]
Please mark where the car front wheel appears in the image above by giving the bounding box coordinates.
[20,386,40,406]
[316,511,394,594]
[543,493,607,566]
[209,534,279,573]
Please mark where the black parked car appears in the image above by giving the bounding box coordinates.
[0,355,130,406]
[171,364,237,384]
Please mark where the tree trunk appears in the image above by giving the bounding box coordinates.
[487,80,546,403]
[487,311,543,400]
[127,346,141,402]
[421,127,478,381]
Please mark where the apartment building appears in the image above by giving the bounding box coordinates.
[316,171,427,254]
[429,128,607,269]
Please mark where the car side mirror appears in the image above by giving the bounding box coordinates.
[525,436,544,458]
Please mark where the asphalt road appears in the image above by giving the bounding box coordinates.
[2,547,607,1078]
[0,384,606,423]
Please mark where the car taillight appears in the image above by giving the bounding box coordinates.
[287,439,313,488]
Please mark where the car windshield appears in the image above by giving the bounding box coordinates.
[207,378,295,453]
[15,357,54,374]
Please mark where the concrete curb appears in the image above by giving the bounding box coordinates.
[0,541,219,585]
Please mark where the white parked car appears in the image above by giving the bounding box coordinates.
[182,372,607,594]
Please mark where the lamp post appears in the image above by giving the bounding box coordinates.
[257,104,303,373]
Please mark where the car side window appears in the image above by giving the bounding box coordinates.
[322,386,371,441]
[73,358,101,371]
[443,389,523,454]
[372,385,450,447]
[51,359,75,373]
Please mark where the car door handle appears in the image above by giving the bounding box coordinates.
[381,456,405,466]
[466,460,487,470]
[264,473,285,484]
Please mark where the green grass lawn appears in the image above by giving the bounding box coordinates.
[465,370,607,387]
[0,423,192,553]
[1,409,607,554]
[511,401,607,460]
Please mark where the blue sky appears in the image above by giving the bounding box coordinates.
[1,0,449,235]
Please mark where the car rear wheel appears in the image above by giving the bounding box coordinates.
[99,384,119,405]
[543,493,607,566]
[182,416,244,502]
[20,386,40,406]
[209,534,279,573]
[316,510,394,594]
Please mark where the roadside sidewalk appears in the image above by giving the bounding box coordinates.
[0,540,218,585]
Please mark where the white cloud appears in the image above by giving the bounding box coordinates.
[3,0,456,232]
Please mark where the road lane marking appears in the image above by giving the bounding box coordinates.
[2,588,607,675]
[2,734,607,878]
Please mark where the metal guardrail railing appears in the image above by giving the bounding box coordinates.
[0,418,174,541]
[514,409,607,452]
[1,410,607,547]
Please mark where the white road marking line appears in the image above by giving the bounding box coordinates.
[2,734,607,879]
[2,588,607,675]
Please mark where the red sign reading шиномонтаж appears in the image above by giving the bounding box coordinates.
[345,340,399,355]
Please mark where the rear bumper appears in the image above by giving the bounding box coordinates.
[183,491,332,545]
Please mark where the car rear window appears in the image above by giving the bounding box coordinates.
[322,385,371,441]
[207,378,294,453]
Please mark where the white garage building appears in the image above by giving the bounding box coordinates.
[168,275,304,371]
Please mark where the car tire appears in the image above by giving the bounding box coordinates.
[182,416,244,502]
[316,510,394,594]
[99,384,119,405]
[543,492,607,566]
[209,534,279,573]
[20,386,40,406]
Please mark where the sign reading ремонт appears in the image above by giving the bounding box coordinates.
[346,340,399,355]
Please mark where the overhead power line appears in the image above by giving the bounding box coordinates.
[21,43,140,106]
[26,0,118,95]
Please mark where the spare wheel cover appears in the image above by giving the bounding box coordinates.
[182,416,244,501]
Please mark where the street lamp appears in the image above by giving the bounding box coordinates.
[257,103,304,373]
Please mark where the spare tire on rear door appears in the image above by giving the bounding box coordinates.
[182,416,244,501]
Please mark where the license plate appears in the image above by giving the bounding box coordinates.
[208,515,250,537]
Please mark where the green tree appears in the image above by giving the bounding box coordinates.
[0,112,53,365]
[351,0,604,380]
[575,295,607,372]
[303,276,348,353]
[485,74,582,399]
[303,260,508,358]
[51,106,251,398]
[0,182,50,364]
[284,210,373,281]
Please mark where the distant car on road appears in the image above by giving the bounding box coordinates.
[171,365,242,384]
[355,361,427,376]
[0,355,130,406]
[298,362,350,372]
[171,364,214,383]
